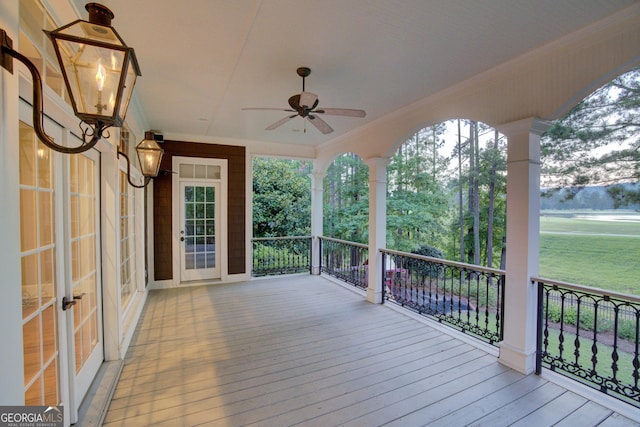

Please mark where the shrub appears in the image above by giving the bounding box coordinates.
[409,244,445,279]
[618,319,638,340]
[546,303,562,323]
[545,301,617,333]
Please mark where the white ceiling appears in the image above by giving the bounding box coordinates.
[94,0,636,146]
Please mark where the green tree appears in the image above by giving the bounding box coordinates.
[323,153,369,243]
[253,157,311,237]
[446,120,507,267]
[541,66,640,207]
[387,125,450,252]
[479,130,507,267]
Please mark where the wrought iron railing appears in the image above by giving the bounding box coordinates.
[381,249,505,346]
[319,237,369,289]
[251,236,312,277]
[534,277,640,407]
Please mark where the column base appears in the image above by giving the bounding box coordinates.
[366,287,383,304]
[498,341,537,374]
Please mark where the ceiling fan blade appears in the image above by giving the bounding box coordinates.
[307,115,333,134]
[315,108,366,118]
[242,107,296,112]
[265,115,297,130]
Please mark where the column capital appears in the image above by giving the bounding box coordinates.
[308,171,326,190]
[363,156,392,169]
[309,171,326,180]
[364,156,391,183]
[497,117,552,138]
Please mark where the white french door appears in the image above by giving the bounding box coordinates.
[18,109,105,425]
[179,181,221,281]
[66,150,103,413]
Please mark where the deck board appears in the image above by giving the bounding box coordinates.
[103,275,639,426]
[510,391,588,426]
[371,369,525,427]
[553,401,614,426]
[424,374,547,427]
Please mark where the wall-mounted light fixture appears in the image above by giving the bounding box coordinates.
[0,3,140,154]
[118,132,164,188]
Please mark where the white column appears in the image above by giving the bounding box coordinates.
[0,0,25,404]
[497,117,550,374]
[364,157,390,304]
[309,170,325,275]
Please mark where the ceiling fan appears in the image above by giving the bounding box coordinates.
[242,67,366,134]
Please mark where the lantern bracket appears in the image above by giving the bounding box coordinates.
[117,150,152,188]
[1,29,107,154]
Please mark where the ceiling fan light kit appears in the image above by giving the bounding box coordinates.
[298,91,318,109]
[242,67,366,134]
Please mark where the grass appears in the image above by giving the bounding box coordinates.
[540,215,640,235]
[539,212,640,296]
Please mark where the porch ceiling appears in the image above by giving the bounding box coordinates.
[91,0,637,146]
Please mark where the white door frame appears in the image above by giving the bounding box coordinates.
[172,156,228,286]
[62,145,104,421]
[178,181,221,281]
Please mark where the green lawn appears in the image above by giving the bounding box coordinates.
[539,212,640,295]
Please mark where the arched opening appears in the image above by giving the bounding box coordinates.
[323,152,369,243]
[539,66,640,293]
[388,119,507,269]
[533,66,640,406]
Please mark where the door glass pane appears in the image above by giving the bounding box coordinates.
[19,122,59,406]
[21,254,39,319]
[43,361,59,405]
[19,131,36,186]
[207,165,220,179]
[39,192,54,245]
[70,154,99,374]
[24,377,43,406]
[20,189,37,251]
[179,164,194,178]
[23,315,41,385]
[183,185,217,270]
[119,171,137,310]
[195,164,206,179]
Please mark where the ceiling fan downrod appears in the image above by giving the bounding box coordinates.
[297,67,311,92]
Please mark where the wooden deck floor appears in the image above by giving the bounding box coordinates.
[103,275,639,426]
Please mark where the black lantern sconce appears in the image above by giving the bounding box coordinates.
[1,3,140,154]
[118,131,164,188]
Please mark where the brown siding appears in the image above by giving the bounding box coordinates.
[153,140,246,280]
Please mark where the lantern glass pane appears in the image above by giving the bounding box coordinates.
[117,59,137,122]
[52,35,125,122]
[136,140,163,177]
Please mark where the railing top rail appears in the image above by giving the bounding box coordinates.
[251,236,312,242]
[532,276,640,304]
[319,236,368,249]
[380,248,506,276]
